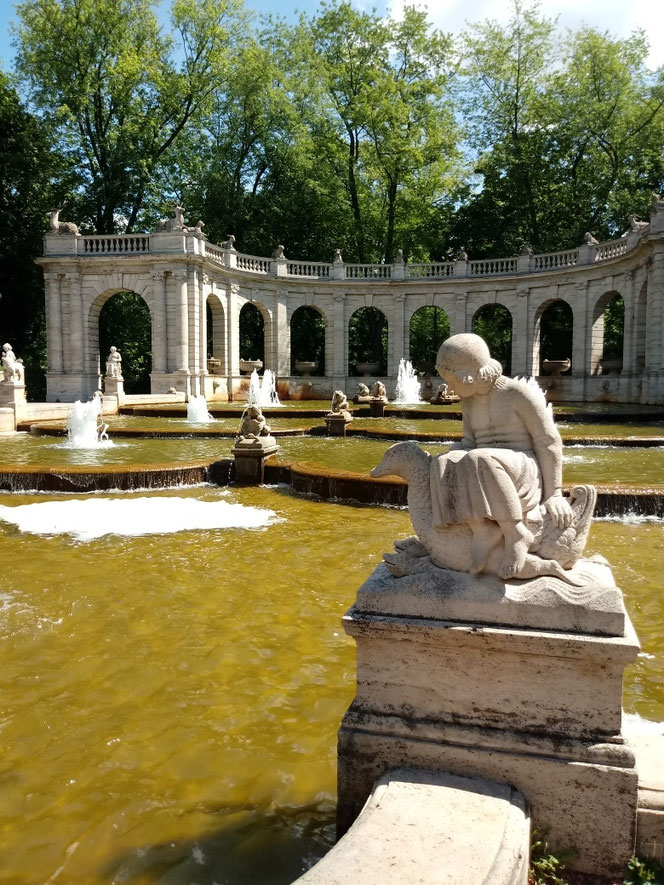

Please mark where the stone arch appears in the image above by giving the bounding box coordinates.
[206,293,226,375]
[348,306,388,376]
[239,300,271,370]
[90,287,153,393]
[472,304,513,375]
[408,306,450,374]
[532,299,574,376]
[290,305,326,375]
[591,290,624,375]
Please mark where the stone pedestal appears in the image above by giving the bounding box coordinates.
[231,436,279,484]
[369,399,386,418]
[337,561,641,876]
[0,382,26,409]
[325,414,352,436]
[104,376,124,398]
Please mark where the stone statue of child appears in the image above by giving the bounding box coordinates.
[328,390,352,420]
[432,333,572,579]
[105,346,123,379]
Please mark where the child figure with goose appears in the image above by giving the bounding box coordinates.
[371,334,595,583]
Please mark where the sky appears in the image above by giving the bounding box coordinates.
[0,0,662,71]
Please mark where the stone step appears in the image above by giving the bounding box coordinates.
[296,769,529,885]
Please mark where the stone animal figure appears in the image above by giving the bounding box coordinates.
[371,441,596,583]
[48,209,79,236]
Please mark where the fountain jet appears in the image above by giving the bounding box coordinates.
[394,359,421,404]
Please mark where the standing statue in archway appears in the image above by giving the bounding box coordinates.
[372,333,596,583]
[2,343,24,384]
[105,346,123,380]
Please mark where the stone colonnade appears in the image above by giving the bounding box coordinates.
[37,202,664,404]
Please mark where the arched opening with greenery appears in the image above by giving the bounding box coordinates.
[98,291,151,394]
[593,291,624,374]
[290,306,326,375]
[239,302,265,369]
[536,300,574,375]
[472,304,513,375]
[206,295,226,374]
[409,306,450,374]
[348,307,388,376]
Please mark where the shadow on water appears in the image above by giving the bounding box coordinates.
[100,800,336,884]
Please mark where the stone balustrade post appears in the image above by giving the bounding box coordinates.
[331,251,345,281]
[578,244,597,265]
[393,251,405,281]
[454,257,469,277]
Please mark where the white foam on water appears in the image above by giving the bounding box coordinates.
[623,712,664,735]
[594,514,664,525]
[0,496,284,541]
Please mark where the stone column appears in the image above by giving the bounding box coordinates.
[649,247,664,372]
[388,293,406,377]
[332,292,346,381]
[151,269,167,373]
[274,295,290,378]
[227,284,241,379]
[511,286,529,376]
[45,271,63,374]
[450,292,467,336]
[68,270,84,374]
[199,272,209,383]
[172,268,189,373]
[621,270,635,376]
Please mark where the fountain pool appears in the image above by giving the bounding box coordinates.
[0,484,662,883]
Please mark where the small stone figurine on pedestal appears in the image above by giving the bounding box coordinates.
[325,390,353,436]
[0,342,27,410]
[369,380,387,417]
[104,346,124,397]
[337,333,645,877]
[231,405,279,484]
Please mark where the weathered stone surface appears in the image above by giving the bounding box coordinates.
[624,717,664,864]
[344,608,639,739]
[337,722,638,877]
[356,557,626,636]
[298,769,529,884]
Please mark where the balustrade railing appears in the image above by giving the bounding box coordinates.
[533,249,579,270]
[406,262,455,279]
[345,264,392,279]
[595,239,629,261]
[204,243,227,266]
[65,228,643,282]
[286,260,331,278]
[469,257,518,276]
[81,235,150,254]
[236,254,271,274]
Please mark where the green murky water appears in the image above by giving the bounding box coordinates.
[3,434,664,487]
[0,485,662,883]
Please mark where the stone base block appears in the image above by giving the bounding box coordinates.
[337,714,637,876]
[325,416,351,436]
[232,437,279,484]
[103,376,124,397]
[369,400,386,417]
[0,407,15,432]
[46,372,99,402]
[0,384,26,410]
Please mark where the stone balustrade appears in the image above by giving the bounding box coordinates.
[43,225,651,282]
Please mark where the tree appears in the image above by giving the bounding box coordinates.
[453,1,664,256]
[0,72,70,398]
[290,1,462,262]
[14,0,246,233]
